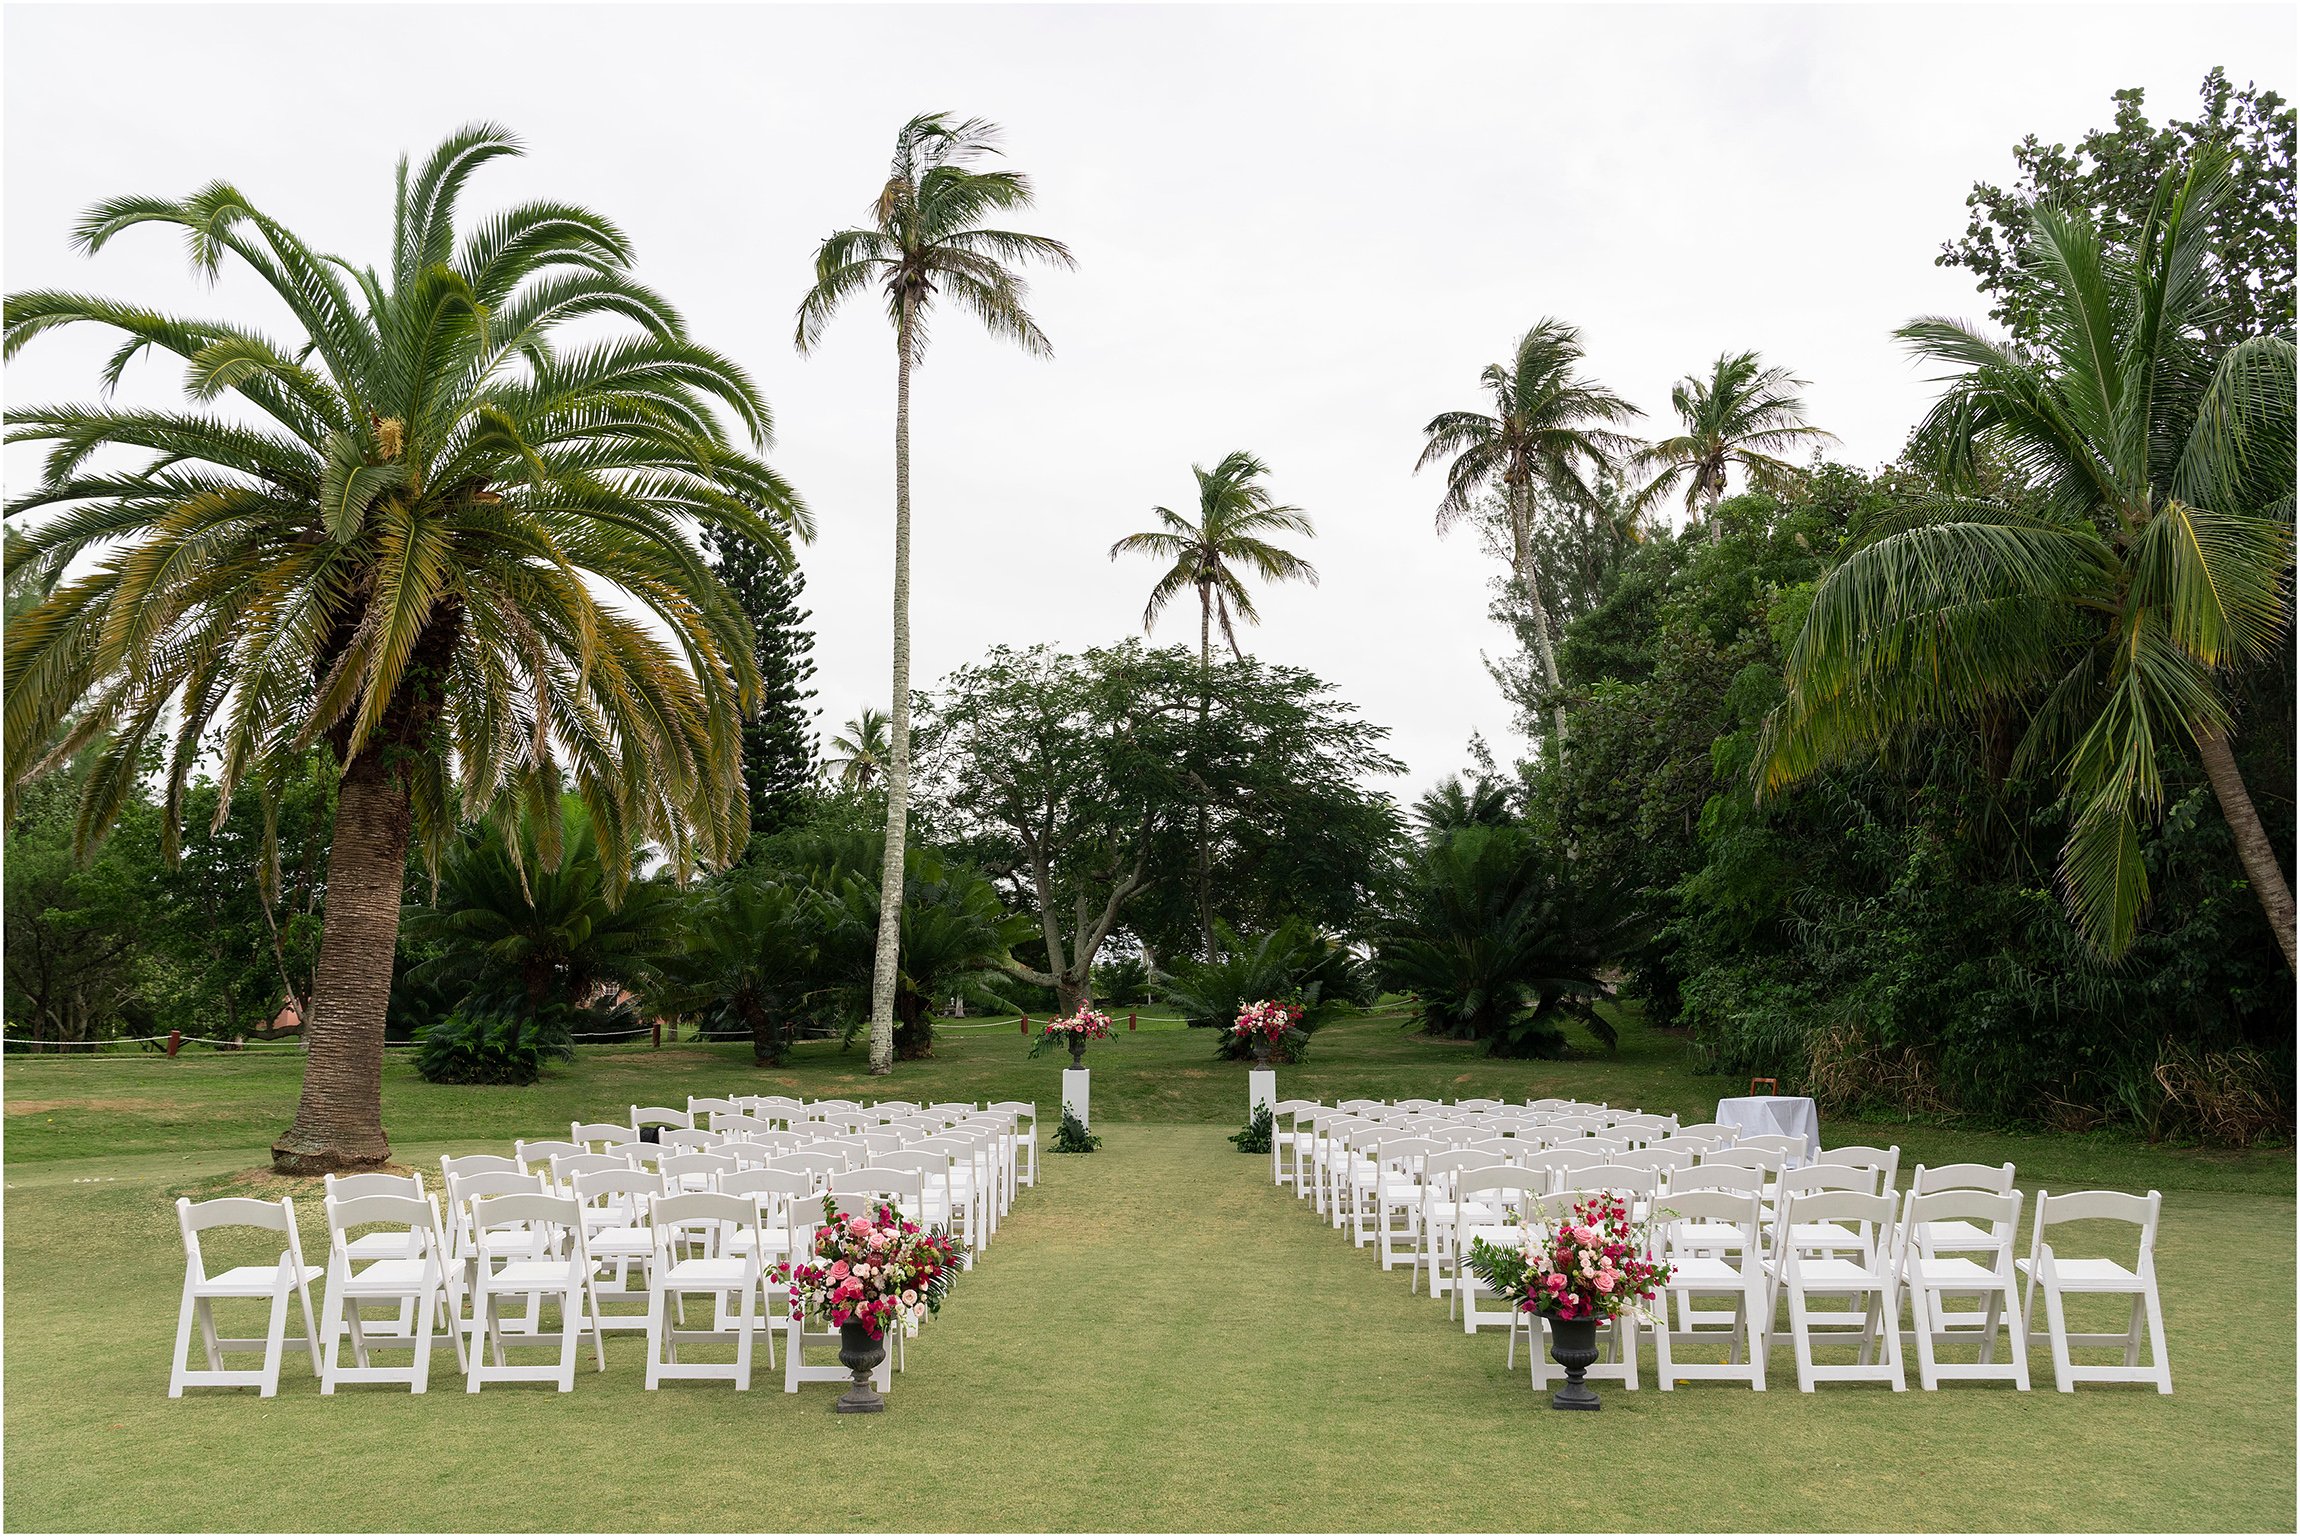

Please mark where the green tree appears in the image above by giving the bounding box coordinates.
[650,870,828,1065]
[701,525,819,848]
[2,127,804,1168]
[404,798,680,1016]
[1378,823,1638,1058]
[795,111,1073,1076]
[1762,152,2297,966]
[1416,320,1640,756]
[920,642,1402,1012]
[1941,67,2295,352]
[1110,449,1319,951]
[825,708,892,791]
[3,764,163,1045]
[1629,351,1836,533]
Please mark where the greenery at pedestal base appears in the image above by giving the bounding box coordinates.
[1050,1105,1101,1153]
[1229,1102,1273,1153]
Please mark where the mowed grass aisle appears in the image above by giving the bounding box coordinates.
[3,1014,2294,1531]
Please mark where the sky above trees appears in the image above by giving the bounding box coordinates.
[4,4,2291,792]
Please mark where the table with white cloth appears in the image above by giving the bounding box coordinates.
[1715,1095,1819,1163]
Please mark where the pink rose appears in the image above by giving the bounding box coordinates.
[1593,1271,1616,1294]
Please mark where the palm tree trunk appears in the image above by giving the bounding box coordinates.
[2196,726,2296,970]
[270,747,409,1174]
[1510,490,1568,763]
[865,308,915,1075]
[1195,586,1217,958]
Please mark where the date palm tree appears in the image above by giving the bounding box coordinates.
[1111,450,1317,954]
[1415,319,1640,756]
[1760,149,2296,966]
[825,707,891,790]
[1110,450,1319,666]
[3,125,806,1170]
[1629,349,1836,532]
[795,111,1072,1074]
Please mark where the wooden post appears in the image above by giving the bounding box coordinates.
[166,1030,182,1058]
[653,1019,663,1049]
[1019,1014,1031,1036]
[1128,1013,1137,1031]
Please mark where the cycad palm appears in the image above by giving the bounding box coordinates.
[1111,450,1316,954]
[1760,150,2296,966]
[1415,319,1640,755]
[1110,450,1319,666]
[825,707,891,791]
[1630,350,1835,530]
[3,126,806,1170]
[795,111,1072,1075]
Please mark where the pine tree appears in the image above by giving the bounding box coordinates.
[703,526,820,847]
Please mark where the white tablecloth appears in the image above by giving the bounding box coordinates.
[1715,1095,1819,1162]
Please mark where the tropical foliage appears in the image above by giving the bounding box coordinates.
[794,111,1072,1075]
[2,125,804,1170]
[1628,350,1834,526]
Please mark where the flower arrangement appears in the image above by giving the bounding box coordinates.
[1229,998,1307,1064]
[1465,1193,1671,1323]
[773,1196,961,1340]
[1028,1006,1115,1060]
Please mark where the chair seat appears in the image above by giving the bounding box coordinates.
[345,1258,437,1290]
[1670,1222,1750,1250]
[1666,1256,1749,1285]
[199,1264,301,1296]
[662,1258,749,1288]
[1787,1221,1863,1248]
[2015,1256,2142,1290]
[589,1227,652,1258]
[487,1260,578,1289]
[1911,1257,2005,1286]
[1425,1201,1502,1224]
[345,1232,415,1259]
[1792,1258,1888,1288]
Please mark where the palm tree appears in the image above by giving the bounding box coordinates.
[1416,320,1641,756]
[1760,150,2296,967]
[794,111,1072,1075]
[1111,451,1318,666]
[3,126,805,1171]
[825,707,891,791]
[1629,350,1836,531]
[1110,450,1317,953]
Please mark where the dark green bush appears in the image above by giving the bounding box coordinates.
[414,1005,575,1086]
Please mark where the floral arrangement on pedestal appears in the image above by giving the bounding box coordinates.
[1028,1006,1114,1065]
[773,1195,961,1340]
[1466,1193,1671,1410]
[1229,998,1307,1066]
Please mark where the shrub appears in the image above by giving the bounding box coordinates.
[1228,1103,1273,1154]
[1164,918,1372,1062]
[414,1005,574,1086]
[1049,1106,1101,1153]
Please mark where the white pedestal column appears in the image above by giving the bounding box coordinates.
[1062,1067,1090,1128]
[1248,1068,1276,1116]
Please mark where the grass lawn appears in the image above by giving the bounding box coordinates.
[4,1009,2292,1532]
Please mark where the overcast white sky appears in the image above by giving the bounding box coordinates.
[6,4,2293,797]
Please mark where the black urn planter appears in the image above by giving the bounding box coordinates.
[1546,1315,1602,1411]
[834,1319,886,1414]
[1067,1035,1087,1069]
[1251,1036,1273,1068]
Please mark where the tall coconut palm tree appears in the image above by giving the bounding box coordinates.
[3,125,806,1171]
[1110,450,1317,953]
[1415,319,1640,756]
[1760,149,2296,967]
[1629,350,1836,531]
[1109,450,1319,666]
[825,707,891,790]
[795,111,1072,1075]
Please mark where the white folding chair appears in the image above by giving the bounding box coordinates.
[989,1101,1039,1189]
[1367,1136,1446,1267]
[1451,1169,1541,1330]
[631,1105,694,1138]
[169,1196,321,1398]
[1270,1098,1320,1193]
[1413,1150,1507,1298]
[2018,1189,2171,1394]
[464,1193,605,1391]
[661,1151,738,1194]
[319,1192,462,1392]
[513,1139,586,1177]
[573,1120,638,1152]
[644,1192,764,1391]
[1650,1188,1768,1390]
[1769,1188,1905,1392]
[322,1171,424,1334]
[1901,1188,2029,1390]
